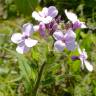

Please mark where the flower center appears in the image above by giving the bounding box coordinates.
[25,36,28,39]
[62,38,65,43]
[24,35,28,39]
[80,54,86,59]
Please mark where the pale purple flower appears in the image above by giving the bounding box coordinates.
[11,23,38,54]
[65,9,86,30]
[32,6,58,24]
[53,29,76,51]
[77,46,93,72]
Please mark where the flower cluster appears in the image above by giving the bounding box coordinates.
[11,6,93,72]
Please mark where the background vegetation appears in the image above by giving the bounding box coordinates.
[0,0,96,96]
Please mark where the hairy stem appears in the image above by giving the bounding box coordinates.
[32,62,46,96]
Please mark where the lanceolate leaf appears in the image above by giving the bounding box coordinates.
[5,49,36,92]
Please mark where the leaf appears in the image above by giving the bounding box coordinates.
[5,49,36,93]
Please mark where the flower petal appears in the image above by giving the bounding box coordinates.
[53,30,64,40]
[16,43,29,54]
[64,29,76,40]
[65,9,77,23]
[25,38,38,47]
[64,29,76,50]
[77,45,82,54]
[82,49,88,59]
[41,7,48,17]
[54,40,65,51]
[11,33,22,44]
[33,25,39,32]
[32,11,42,21]
[84,60,93,72]
[42,16,52,24]
[48,6,58,18]
[22,23,34,36]
[65,40,76,51]
[80,22,87,28]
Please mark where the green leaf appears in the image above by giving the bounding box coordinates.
[5,49,36,93]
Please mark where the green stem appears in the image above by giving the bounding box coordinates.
[32,62,46,96]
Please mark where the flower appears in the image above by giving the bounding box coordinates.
[39,22,46,37]
[33,22,46,37]
[11,23,38,54]
[53,29,76,51]
[65,9,86,30]
[71,56,80,61]
[33,25,39,32]
[33,19,58,37]
[46,20,58,35]
[32,6,58,24]
[77,46,93,72]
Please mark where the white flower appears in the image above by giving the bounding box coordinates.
[65,9,86,29]
[32,6,58,24]
[78,46,93,72]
